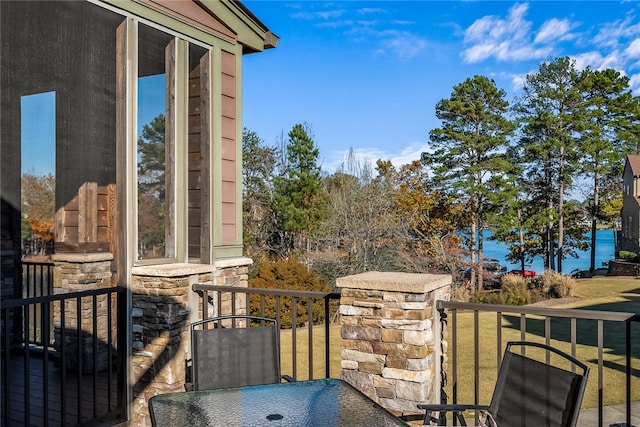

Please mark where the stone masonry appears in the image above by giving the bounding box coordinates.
[130,257,251,427]
[336,271,451,418]
[51,252,114,373]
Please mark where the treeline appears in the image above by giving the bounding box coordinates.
[244,57,640,291]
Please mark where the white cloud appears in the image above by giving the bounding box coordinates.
[628,73,640,94]
[378,31,428,60]
[292,8,346,21]
[594,15,640,48]
[324,141,430,174]
[461,3,561,63]
[572,51,605,70]
[573,50,625,71]
[357,8,386,16]
[535,18,573,44]
[625,38,640,58]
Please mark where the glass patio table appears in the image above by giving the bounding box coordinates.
[148,378,407,426]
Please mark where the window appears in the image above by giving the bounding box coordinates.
[21,92,56,256]
[136,24,175,261]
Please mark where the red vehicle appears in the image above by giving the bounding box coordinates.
[510,269,537,278]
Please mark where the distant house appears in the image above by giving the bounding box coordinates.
[617,154,640,254]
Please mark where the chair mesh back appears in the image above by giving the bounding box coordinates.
[489,352,584,427]
[192,318,280,390]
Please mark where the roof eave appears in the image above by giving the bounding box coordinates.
[197,0,279,53]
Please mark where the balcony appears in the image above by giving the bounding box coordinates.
[194,275,639,426]
[2,268,638,426]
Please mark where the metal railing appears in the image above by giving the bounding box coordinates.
[192,284,341,380]
[438,300,640,427]
[22,261,54,298]
[1,287,127,426]
[20,261,55,348]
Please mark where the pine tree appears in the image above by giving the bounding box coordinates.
[578,68,637,272]
[272,123,328,257]
[514,57,583,273]
[426,76,515,290]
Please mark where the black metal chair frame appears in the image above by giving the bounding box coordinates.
[418,341,590,427]
[188,314,293,391]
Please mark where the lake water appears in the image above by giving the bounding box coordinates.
[483,229,616,274]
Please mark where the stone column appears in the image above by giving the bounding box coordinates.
[336,271,451,418]
[130,264,197,427]
[130,257,252,426]
[51,252,114,373]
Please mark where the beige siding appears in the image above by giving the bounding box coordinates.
[220,50,237,246]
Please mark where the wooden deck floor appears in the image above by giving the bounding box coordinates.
[1,348,124,427]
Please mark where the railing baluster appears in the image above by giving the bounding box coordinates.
[292,297,297,380]
[77,296,83,424]
[42,301,50,427]
[571,317,577,373]
[93,294,98,418]
[452,308,458,426]
[108,292,113,412]
[545,317,551,364]
[325,295,331,379]
[61,303,67,426]
[2,308,11,424]
[307,297,313,379]
[23,303,30,425]
[497,311,502,374]
[473,310,479,426]
[626,317,634,427]
[598,319,604,427]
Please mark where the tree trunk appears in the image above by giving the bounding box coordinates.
[470,221,477,291]
[590,170,599,272]
[478,227,484,291]
[518,209,526,273]
[557,147,565,273]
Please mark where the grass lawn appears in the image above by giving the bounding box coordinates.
[280,277,639,409]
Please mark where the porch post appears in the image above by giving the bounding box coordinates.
[51,252,114,373]
[336,271,451,418]
[129,258,251,426]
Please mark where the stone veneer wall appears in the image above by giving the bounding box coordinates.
[51,252,114,372]
[336,271,451,418]
[130,257,251,427]
[608,259,640,276]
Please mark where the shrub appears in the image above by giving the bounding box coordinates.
[466,274,536,306]
[451,283,473,302]
[500,276,533,305]
[249,258,332,328]
[618,251,638,262]
[537,270,577,298]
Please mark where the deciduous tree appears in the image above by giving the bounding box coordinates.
[242,128,276,257]
[21,172,55,255]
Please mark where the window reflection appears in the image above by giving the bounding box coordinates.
[137,24,173,260]
[21,92,56,256]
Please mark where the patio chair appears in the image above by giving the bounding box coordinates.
[188,315,293,391]
[416,341,589,427]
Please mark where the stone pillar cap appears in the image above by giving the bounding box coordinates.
[336,271,451,293]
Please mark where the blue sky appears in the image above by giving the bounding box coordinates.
[242,1,640,173]
[21,92,56,175]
